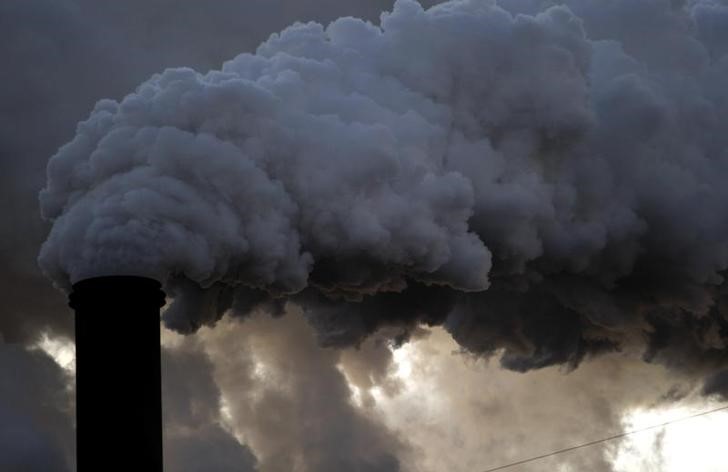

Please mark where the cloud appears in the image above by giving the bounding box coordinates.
[196,309,408,472]
[162,339,258,471]
[36,1,728,398]
[702,369,728,400]
[0,343,73,472]
[339,327,702,472]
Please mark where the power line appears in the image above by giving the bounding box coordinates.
[481,403,728,472]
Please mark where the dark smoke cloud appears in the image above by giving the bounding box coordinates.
[702,369,728,399]
[37,0,728,394]
[0,0,392,343]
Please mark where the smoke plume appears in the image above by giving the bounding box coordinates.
[0,0,392,344]
[40,0,728,390]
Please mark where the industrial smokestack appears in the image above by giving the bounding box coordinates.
[69,276,165,471]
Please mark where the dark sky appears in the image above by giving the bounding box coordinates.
[2,1,728,471]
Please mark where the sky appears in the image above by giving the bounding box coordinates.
[2,0,728,471]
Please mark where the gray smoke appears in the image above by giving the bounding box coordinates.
[0,0,392,343]
[40,0,728,390]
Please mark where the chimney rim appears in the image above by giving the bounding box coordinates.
[69,275,166,309]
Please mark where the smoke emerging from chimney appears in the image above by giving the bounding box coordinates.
[39,0,728,388]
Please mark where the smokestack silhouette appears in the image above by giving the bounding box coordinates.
[69,276,165,471]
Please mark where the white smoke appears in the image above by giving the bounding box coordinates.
[40,0,728,376]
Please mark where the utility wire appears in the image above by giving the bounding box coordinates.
[481,403,728,472]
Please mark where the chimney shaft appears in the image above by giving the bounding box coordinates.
[69,276,165,471]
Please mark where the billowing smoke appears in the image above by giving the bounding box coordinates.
[40,0,728,391]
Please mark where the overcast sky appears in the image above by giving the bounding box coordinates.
[2,1,728,471]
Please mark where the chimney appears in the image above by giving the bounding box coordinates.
[69,276,165,471]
